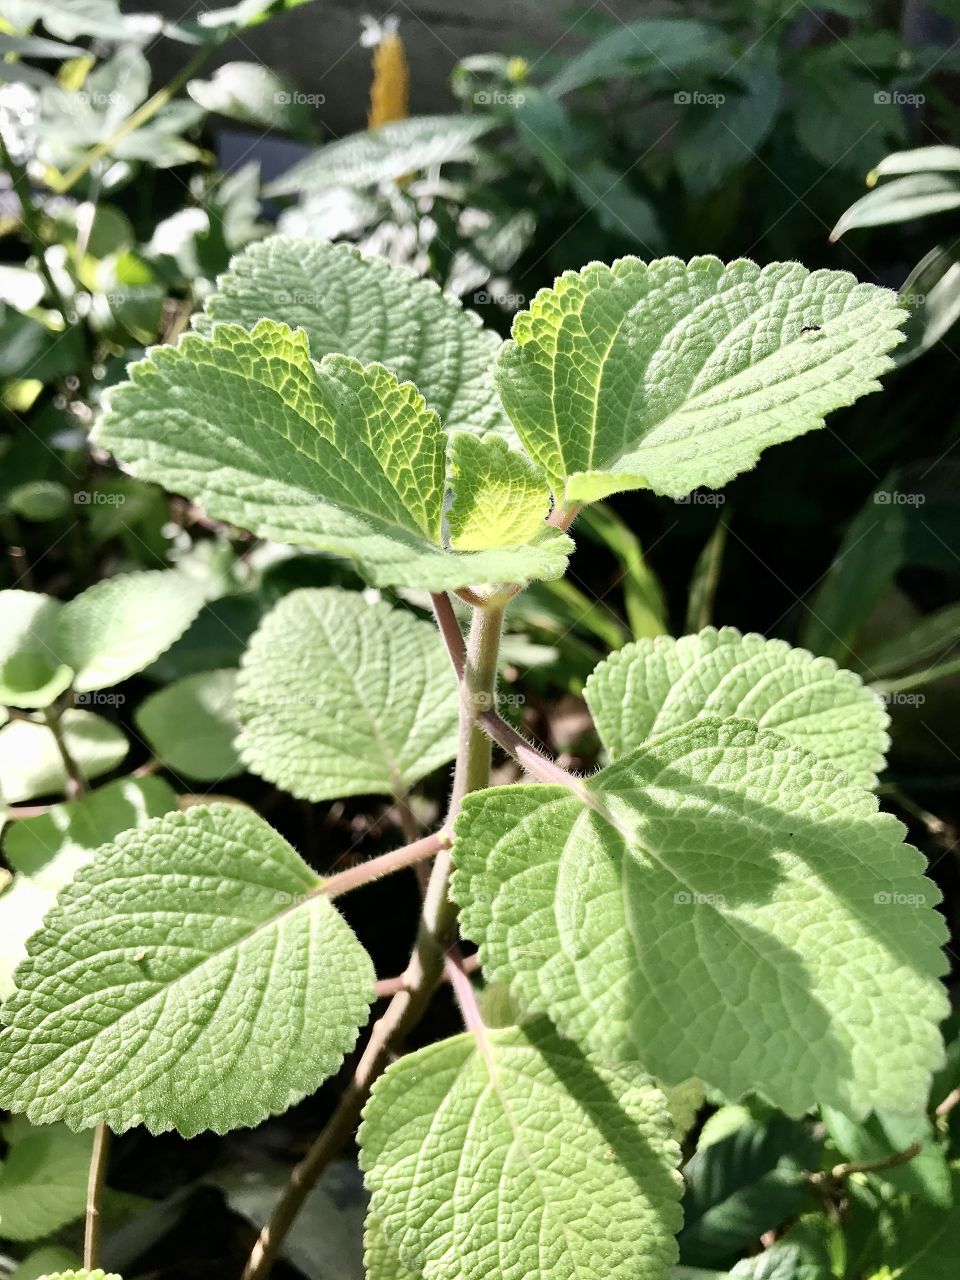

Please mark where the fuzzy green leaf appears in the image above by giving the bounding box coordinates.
[135,669,242,782]
[359,1018,682,1280]
[94,321,570,589]
[0,712,127,805]
[0,804,374,1136]
[452,718,947,1117]
[364,1214,418,1280]
[0,591,71,710]
[197,238,511,439]
[448,433,551,550]
[496,257,905,503]
[236,589,458,802]
[0,1118,92,1241]
[56,571,207,692]
[584,626,889,788]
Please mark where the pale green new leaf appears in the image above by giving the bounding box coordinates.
[584,626,889,788]
[448,433,551,550]
[0,711,127,804]
[56,571,207,692]
[452,718,947,1117]
[197,238,511,439]
[94,321,570,589]
[0,1118,91,1241]
[359,1018,682,1280]
[0,804,374,1136]
[0,591,71,709]
[496,257,905,503]
[265,115,493,196]
[236,589,458,802]
[135,669,242,782]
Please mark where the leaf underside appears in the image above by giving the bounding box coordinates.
[196,236,512,439]
[452,718,947,1117]
[585,626,890,787]
[94,320,570,589]
[496,256,906,503]
[0,804,374,1137]
[236,588,459,802]
[359,1018,683,1280]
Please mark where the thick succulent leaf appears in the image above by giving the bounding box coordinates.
[0,804,374,1136]
[452,718,947,1117]
[197,238,511,439]
[448,433,551,550]
[94,321,570,589]
[584,626,889,788]
[0,777,178,997]
[265,115,493,195]
[236,589,458,802]
[0,1118,91,1241]
[359,1018,682,1280]
[0,591,71,709]
[495,257,905,503]
[56,571,207,692]
[135,669,242,782]
[0,712,128,805]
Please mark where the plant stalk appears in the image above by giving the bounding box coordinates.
[322,829,448,898]
[240,596,502,1280]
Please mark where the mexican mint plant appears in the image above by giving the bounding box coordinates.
[0,239,948,1280]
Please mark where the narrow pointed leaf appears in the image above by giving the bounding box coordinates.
[585,626,889,787]
[236,589,459,802]
[197,237,511,439]
[495,257,905,503]
[94,321,570,589]
[359,1018,683,1280]
[0,804,374,1136]
[452,718,947,1117]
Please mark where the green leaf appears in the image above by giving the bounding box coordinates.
[821,1105,951,1207]
[135,669,242,782]
[448,433,551,550]
[236,589,458,802]
[0,804,374,1136]
[545,17,724,97]
[677,1112,820,1267]
[32,1272,120,1280]
[359,1018,683,1280]
[452,718,947,1117]
[870,145,960,180]
[495,257,905,504]
[94,320,570,590]
[0,1118,92,1241]
[0,711,127,804]
[196,238,512,439]
[265,115,493,196]
[0,777,178,997]
[584,626,890,788]
[0,591,72,709]
[364,1213,418,1280]
[880,1168,960,1278]
[56,571,207,692]
[187,62,313,132]
[7,1248,80,1280]
[831,174,960,240]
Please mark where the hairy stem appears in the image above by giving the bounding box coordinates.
[810,1139,924,1187]
[322,830,449,899]
[43,706,87,801]
[241,597,501,1280]
[83,1123,111,1269]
